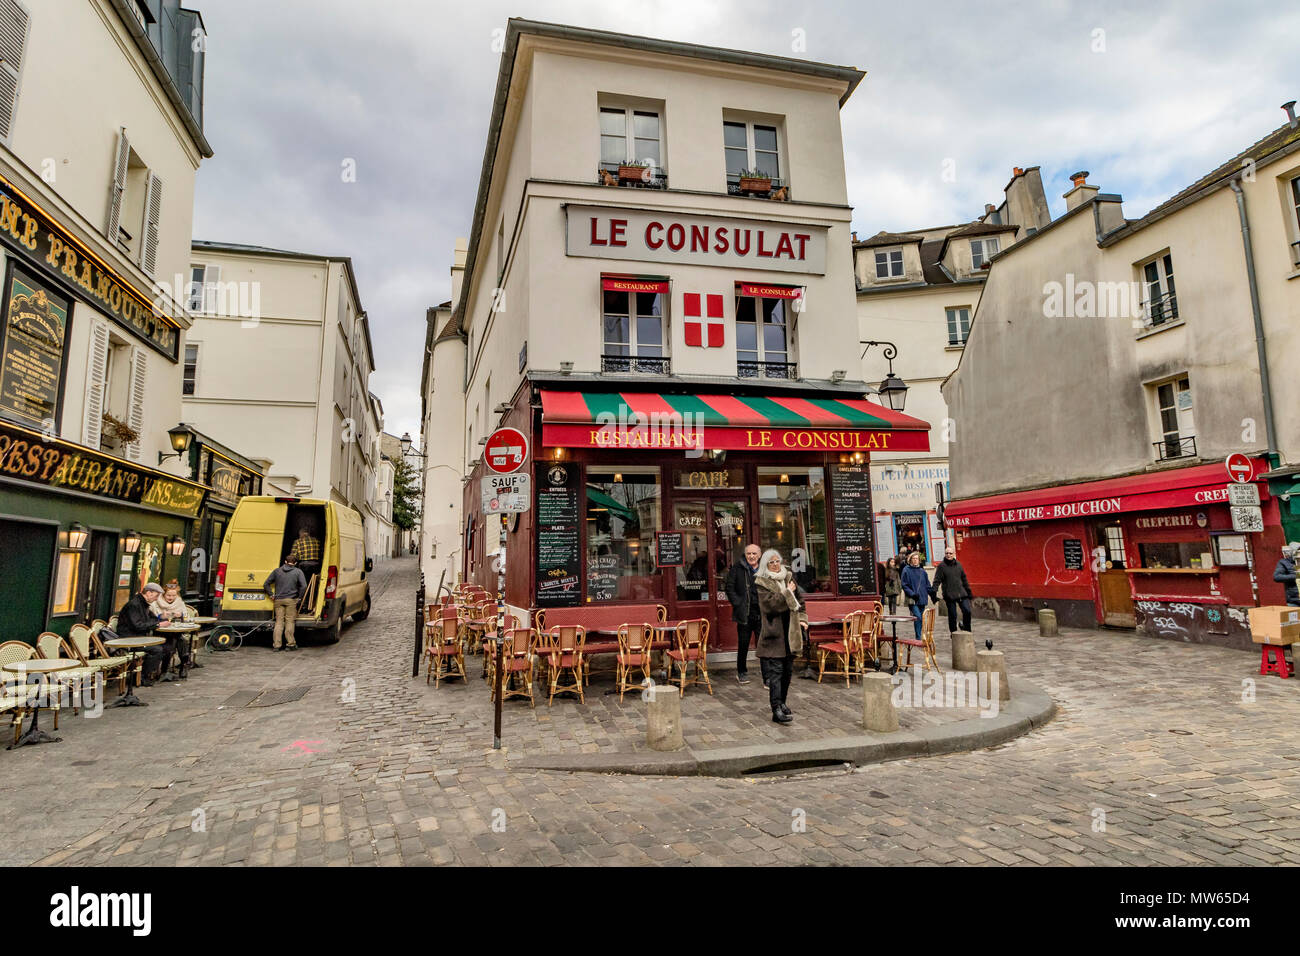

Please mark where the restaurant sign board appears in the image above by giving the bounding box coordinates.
[0,419,206,517]
[543,423,930,453]
[565,204,828,275]
[0,266,70,429]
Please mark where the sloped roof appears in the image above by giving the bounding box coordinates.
[854,230,925,249]
[1146,119,1300,220]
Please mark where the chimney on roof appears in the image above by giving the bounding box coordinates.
[1063,170,1099,211]
[1012,167,1024,177]
[1284,101,1298,129]
[851,231,858,243]
[1002,166,1050,232]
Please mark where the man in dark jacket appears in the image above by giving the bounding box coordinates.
[1274,546,1299,606]
[264,555,307,651]
[931,546,973,634]
[724,543,762,684]
[117,583,166,680]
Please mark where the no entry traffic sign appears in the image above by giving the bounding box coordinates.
[1225,453,1255,484]
[484,426,529,475]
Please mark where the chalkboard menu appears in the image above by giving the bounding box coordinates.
[1063,538,1084,571]
[587,554,620,602]
[655,531,684,567]
[535,463,580,606]
[832,464,875,595]
[0,268,69,429]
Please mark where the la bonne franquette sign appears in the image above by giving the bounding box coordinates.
[565,204,828,275]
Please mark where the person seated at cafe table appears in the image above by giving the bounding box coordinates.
[150,579,195,623]
[116,582,170,684]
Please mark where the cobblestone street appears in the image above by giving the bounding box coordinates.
[5,557,1299,867]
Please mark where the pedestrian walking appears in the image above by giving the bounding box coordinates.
[900,551,930,639]
[754,549,806,725]
[1274,544,1299,606]
[264,554,307,650]
[931,546,973,634]
[882,556,902,615]
[724,542,762,684]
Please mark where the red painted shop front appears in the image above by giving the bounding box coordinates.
[944,458,1285,649]
[460,382,932,654]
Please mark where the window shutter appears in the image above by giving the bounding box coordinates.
[0,0,28,142]
[107,129,130,242]
[83,322,110,449]
[140,171,163,275]
[125,346,147,462]
[202,262,221,313]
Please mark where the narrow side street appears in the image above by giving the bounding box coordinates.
[0,558,1294,867]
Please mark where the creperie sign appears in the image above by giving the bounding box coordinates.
[565,204,828,275]
[945,484,1243,528]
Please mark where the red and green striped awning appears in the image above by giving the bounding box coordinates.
[541,390,931,454]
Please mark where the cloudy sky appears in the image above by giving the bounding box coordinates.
[191,0,1298,443]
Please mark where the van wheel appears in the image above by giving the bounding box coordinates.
[352,590,371,622]
[321,617,341,644]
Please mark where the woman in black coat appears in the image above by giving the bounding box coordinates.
[754,549,807,724]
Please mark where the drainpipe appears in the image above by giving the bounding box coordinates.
[1229,178,1279,458]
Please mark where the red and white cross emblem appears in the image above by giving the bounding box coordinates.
[683,293,724,348]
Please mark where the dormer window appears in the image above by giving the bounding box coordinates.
[970,237,999,269]
[874,248,904,279]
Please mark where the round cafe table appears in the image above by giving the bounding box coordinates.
[156,622,200,680]
[880,615,917,675]
[103,636,164,707]
[189,616,218,669]
[3,658,80,748]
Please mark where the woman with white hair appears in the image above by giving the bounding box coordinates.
[754,549,806,724]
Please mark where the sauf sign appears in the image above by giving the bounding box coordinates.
[565,204,828,275]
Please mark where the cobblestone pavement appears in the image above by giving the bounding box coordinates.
[6,557,1300,866]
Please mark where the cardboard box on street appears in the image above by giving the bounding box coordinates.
[1248,605,1300,644]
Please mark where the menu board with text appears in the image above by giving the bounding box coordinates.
[0,268,69,429]
[535,463,580,606]
[832,464,875,595]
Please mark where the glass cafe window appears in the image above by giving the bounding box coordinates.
[585,468,662,601]
[758,467,829,592]
[1138,541,1214,570]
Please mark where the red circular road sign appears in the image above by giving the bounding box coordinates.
[484,427,529,475]
[1225,453,1255,484]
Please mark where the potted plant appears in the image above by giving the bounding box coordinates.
[738,168,772,194]
[618,160,651,183]
[102,412,140,452]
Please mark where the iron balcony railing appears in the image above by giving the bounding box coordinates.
[598,162,668,190]
[601,354,671,374]
[1142,290,1180,328]
[1291,238,1300,267]
[1154,435,1197,461]
[726,174,788,199]
[737,360,797,380]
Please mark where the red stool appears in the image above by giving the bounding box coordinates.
[1259,644,1292,679]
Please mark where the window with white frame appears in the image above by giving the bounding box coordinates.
[970,237,999,269]
[1151,376,1195,460]
[602,287,667,372]
[735,294,794,379]
[1141,253,1179,327]
[723,120,781,185]
[874,247,904,279]
[600,105,662,173]
[183,343,199,395]
[1289,175,1300,265]
[945,307,972,346]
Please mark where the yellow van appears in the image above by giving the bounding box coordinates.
[214,496,372,643]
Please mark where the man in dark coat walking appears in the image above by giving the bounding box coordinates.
[724,543,762,684]
[1274,545,1299,606]
[931,546,973,634]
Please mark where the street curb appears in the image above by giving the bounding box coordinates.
[514,681,1057,777]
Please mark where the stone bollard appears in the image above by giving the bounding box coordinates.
[1038,608,1058,637]
[976,649,1011,702]
[646,683,684,751]
[862,671,899,733]
[950,631,977,671]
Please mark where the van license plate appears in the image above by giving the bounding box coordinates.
[231,591,264,601]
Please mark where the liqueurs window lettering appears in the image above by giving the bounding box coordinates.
[584,468,662,602]
[758,467,829,593]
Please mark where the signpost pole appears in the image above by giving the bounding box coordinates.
[494,521,505,750]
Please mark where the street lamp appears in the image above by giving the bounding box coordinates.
[66,522,89,550]
[400,432,427,458]
[167,535,186,556]
[158,424,193,466]
[859,340,910,412]
[122,530,142,554]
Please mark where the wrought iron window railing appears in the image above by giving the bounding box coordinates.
[1142,290,1180,328]
[737,360,797,380]
[598,162,668,190]
[601,354,671,374]
[1153,435,1196,461]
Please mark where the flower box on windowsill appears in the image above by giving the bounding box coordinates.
[618,164,650,183]
[738,176,772,194]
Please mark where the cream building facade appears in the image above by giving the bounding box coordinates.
[855,167,1051,562]
[0,0,216,638]
[941,103,1300,645]
[182,241,381,517]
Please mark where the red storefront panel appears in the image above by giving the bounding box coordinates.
[954,519,1094,602]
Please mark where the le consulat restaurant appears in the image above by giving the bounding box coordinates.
[421,20,932,654]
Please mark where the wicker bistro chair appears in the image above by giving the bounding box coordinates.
[426,612,468,687]
[66,624,131,698]
[541,625,587,705]
[91,629,143,691]
[498,627,539,707]
[897,606,941,673]
[667,618,712,695]
[817,611,867,687]
[34,633,99,714]
[480,615,519,688]
[0,640,42,746]
[615,623,654,702]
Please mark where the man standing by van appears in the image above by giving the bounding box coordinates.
[264,554,307,651]
[289,528,322,585]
